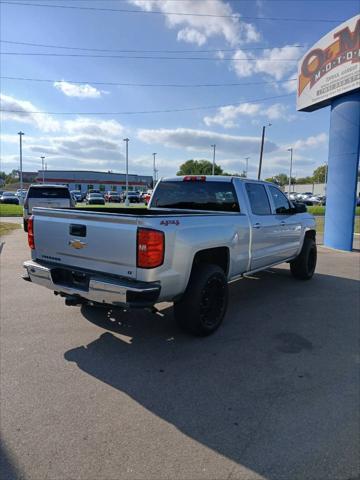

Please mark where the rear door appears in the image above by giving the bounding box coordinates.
[245,183,283,270]
[267,185,302,259]
[27,187,71,213]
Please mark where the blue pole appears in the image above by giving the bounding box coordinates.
[324,90,360,251]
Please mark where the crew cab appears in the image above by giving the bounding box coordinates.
[23,176,317,336]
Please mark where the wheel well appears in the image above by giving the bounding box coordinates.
[305,229,316,240]
[192,247,229,276]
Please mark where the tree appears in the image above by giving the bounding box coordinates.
[177,159,223,176]
[296,176,313,184]
[265,173,289,186]
[312,165,327,183]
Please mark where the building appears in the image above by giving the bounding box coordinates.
[35,170,153,194]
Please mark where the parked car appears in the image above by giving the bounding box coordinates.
[71,190,83,202]
[143,190,153,205]
[85,189,103,201]
[107,192,121,203]
[124,192,141,203]
[23,176,316,337]
[23,184,75,232]
[304,195,322,205]
[86,193,105,205]
[0,192,19,204]
[16,189,28,199]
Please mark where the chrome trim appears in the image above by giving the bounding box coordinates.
[228,255,297,284]
[23,260,160,306]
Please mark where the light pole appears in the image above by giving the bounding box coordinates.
[18,131,24,203]
[152,152,157,187]
[123,138,129,207]
[257,123,271,180]
[211,144,216,175]
[244,157,250,178]
[287,147,293,195]
[41,156,45,183]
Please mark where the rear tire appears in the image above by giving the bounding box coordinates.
[23,219,28,232]
[290,236,317,280]
[174,264,228,336]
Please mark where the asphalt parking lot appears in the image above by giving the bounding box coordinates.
[1,227,359,480]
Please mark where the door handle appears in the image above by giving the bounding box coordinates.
[253,223,261,229]
[280,221,286,226]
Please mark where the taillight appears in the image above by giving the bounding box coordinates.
[183,175,206,182]
[137,228,164,268]
[28,215,35,249]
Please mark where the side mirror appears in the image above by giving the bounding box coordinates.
[292,202,307,213]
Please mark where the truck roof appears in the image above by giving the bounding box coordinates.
[29,184,69,188]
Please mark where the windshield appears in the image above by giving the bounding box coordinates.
[151,181,240,212]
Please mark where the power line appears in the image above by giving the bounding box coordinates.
[0,52,300,61]
[0,75,297,88]
[0,39,305,54]
[0,1,344,22]
[0,93,293,116]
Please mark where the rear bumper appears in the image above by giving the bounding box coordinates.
[23,260,161,308]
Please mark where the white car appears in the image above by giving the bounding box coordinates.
[23,184,75,231]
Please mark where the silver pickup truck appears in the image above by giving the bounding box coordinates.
[23,176,316,336]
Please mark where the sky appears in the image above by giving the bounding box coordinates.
[0,0,359,179]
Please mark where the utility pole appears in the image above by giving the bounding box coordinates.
[18,131,24,203]
[41,156,45,183]
[257,124,271,180]
[123,138,129,207]
[152,152,157,187]
[211,144,216,175]
[287,147,293,195]
[244,157,250,178]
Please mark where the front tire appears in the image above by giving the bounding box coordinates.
[290,236,317,280]
[174,264,228,336]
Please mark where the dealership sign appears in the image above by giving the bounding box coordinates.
[297,14,360,112]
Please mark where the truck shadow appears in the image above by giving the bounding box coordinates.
[64,267,359,478]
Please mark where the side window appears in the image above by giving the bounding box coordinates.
[269,186,291,214]
[245,183,271,215]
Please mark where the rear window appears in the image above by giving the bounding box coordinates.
[151,181,240,212]
[245,183,271,215]
[28,187,70,199]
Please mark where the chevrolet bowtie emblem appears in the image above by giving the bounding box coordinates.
[69,239,86,249]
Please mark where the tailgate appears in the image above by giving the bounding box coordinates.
[33,209,138,279]
[28,198,70,213]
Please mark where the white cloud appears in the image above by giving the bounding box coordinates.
[137,127,278,156]
[63,118,124,137]
[53,81,104,98]
[232,45,301,81]
[293,133,328,150]
[204,102,290,128]
[0,94,60,132]
[177,28,207,46]
[128,0,260,46]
